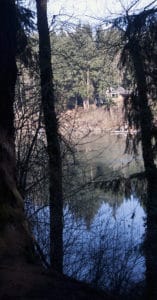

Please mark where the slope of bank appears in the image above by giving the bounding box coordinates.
[0,261,115,300]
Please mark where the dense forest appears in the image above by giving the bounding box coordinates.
[0,0,157,299]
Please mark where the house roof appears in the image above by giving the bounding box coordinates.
[106,86,129,94]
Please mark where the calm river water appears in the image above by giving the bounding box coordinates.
[32,133,146,293]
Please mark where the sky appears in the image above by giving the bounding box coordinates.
[47,0,157,26]
[25,0,157,28]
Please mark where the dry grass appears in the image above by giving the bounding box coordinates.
[59,105,125,141]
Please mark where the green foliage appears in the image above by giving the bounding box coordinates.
[112,7,157,160]
[50,24,122,110]
[16,1,36,68]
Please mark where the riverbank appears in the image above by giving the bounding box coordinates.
[0,261,114,299]
[59,106,126,140]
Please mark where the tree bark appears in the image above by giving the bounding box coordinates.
[0,0,16,140]
[128,36,157,300]
[0,0,35,263]
[145,179,157,300]
[129,41,156,178]
[36,0,63,273]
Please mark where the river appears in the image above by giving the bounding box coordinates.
[31,133,146,294]
[63,133,145,291]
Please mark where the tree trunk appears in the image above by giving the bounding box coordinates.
[0,0,16,140]
[129,42,156,177]
[0,0,34,263]
[145,179,157,300]
[129,39,157,300]
[36,0,63,273]
[86,68,90,109]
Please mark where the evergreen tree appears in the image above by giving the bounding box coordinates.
[51,25,122,110]
[113,6,157,299]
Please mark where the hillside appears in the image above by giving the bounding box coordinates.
[0,262,114,299]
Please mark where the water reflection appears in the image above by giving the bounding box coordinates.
[63,134,146,293]
[30,192,145,294]
[77,134,144,178]
[27,134,147,295]
[64,196,145,290]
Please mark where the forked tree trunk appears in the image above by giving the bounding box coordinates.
[36,0,63,273]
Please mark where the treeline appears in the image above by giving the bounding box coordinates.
[50,24,124,110]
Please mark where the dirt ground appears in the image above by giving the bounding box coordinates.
[0,261,115,300]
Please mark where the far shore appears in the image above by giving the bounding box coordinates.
[59,106,136,140]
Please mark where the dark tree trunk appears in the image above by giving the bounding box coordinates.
[0,0,16,140]
[36,0,63,273]
[0,0,34,263]
[129,42,156,178]
[145,179,157,300]
[129,39,157,300]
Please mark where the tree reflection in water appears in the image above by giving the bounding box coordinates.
[27,134,149,298]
